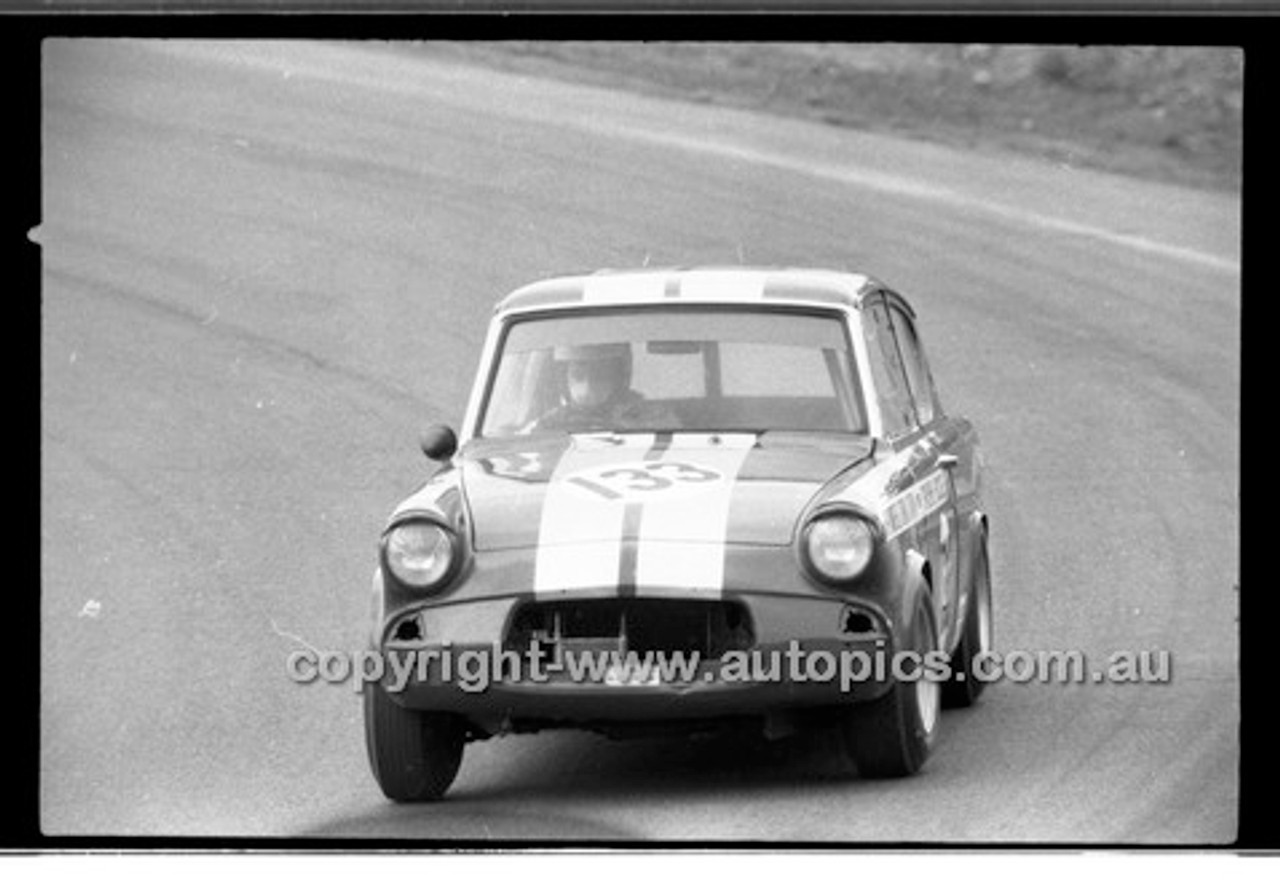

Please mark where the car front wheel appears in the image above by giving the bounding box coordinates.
[841,596,940,778]
[943,537,993,708]
[363,681,465,802]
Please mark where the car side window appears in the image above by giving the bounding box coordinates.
[862,298,917,437]
[887,303,942,426]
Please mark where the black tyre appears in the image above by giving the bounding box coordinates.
[942,538,993,709]
[363,681,465,802]
[842,596,941,778]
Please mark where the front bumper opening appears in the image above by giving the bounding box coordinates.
[504,598,755,662]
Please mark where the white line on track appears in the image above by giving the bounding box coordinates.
[143,39,1240,277]
[589,126,1240,275]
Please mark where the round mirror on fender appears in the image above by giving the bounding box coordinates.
[419,424,458,462]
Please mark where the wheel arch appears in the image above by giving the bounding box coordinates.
[897,548,935,648]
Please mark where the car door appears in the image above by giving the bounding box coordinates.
[882,296,965,649]
[862,294,960,646]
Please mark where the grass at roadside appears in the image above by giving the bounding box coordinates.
[426,42,1241,195]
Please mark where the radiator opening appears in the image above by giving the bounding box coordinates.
[505,598,754,661]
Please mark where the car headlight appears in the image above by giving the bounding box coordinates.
[803,512,877,583]
[382,519,456,591]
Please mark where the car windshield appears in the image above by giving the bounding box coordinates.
[478,308,867,436]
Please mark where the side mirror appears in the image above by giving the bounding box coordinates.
[420,424,458,462]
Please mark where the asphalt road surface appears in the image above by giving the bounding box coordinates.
[40,40,1240,842]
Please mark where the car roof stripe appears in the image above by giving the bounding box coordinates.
[678,269,766,301]
[582,271,668,304]
[495,268,884,315]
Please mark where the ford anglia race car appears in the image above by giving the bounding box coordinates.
[364,267,991,801]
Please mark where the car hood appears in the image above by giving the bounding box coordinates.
[459,431,874,551]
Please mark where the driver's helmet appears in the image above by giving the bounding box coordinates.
[553,342,632,409]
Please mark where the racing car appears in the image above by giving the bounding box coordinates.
[364,267,991,801]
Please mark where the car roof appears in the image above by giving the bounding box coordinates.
[493,267,909,317]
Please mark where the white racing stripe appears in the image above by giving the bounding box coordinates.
[533,434,656,596]
[633,433,756,596]
[582,272,668,304]
[533,433,757,598]
[678,270,766,302]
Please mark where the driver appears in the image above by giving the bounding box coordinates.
[535,342,678,431]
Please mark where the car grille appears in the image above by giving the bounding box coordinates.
[504,598,754,661]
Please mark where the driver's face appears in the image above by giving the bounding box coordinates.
[566,359,621,408]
